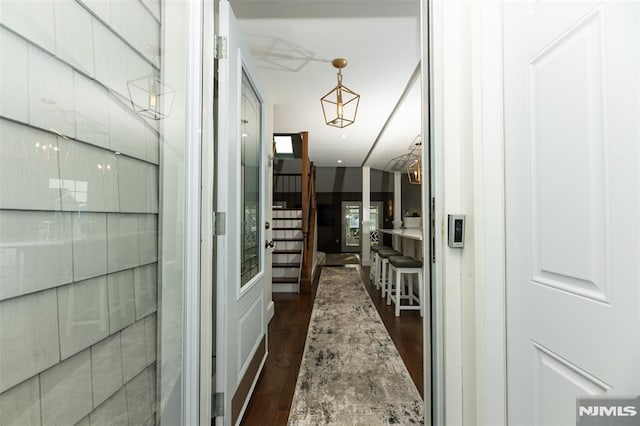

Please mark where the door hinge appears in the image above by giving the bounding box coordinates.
[212,392,224,417]
[430,197,436,264]
[214,36,227,59]
[213,212,226,236]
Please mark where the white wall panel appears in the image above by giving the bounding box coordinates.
[120,320,147,382]
[57,277,109,359]
[28,46,76,138]
[92,22,152,98]
[118,156,157,212]
[144,313,157,363]
[74,72,111,149]
[55,0,95,76]
[107,269,136,333]
[0,120,62,210]
[0,0,160,423]
[138,214,158,264]
[0,375,41,426]
[0,29,29,122]
[58,139,119,212]
[72,212,108,281]
[147,364,156,413]
[146,165,159,213]
[40,349,93,425]
[109,95,147,160]
[0,211,73,301]
[110,0,160,66]
[140,0,160,22]
[125,369,152,425]
[78,0,111,24]
[0,0,56,53]
[77,416,90,426]
[145,126,160,164]
[89,388,128,426]
[91,333,124,407]
[0,289,59,393]
[134,263,157,320]
[107,213,140,272]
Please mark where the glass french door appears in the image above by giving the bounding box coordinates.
[341,201,383,252]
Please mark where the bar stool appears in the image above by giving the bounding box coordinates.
[370,245,392,281]
[375,249,403,296]
[387,255,423,317]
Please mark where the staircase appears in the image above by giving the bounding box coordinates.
[272,208,303,293]
[270,131,316,294]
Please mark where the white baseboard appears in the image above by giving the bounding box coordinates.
[267,300,275,323]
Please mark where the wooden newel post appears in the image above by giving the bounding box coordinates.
[300,131,311,293]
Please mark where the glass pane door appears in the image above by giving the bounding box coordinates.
[344,203,361,251]
[240,72,262,287]
[341,202,383,252]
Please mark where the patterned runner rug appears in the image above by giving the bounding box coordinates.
[288,266,424,425]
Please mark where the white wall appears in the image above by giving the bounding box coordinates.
[0,1,160,424]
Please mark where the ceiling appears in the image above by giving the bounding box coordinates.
[230,0,422,171]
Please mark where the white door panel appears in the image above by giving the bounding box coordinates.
[216,1,268,424]
[504,1,639,424]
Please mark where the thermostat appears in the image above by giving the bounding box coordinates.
[448,215,465,248]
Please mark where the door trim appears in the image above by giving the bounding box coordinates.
[428,0,509,424]
[428,0,446,423]
[469,1,507,425]
[183,0,205,424]
[429,0,509,425]
[200,0,216,423]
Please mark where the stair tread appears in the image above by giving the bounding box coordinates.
[272,262,301,268]
[273,249,302,254]
[272,277,299,283]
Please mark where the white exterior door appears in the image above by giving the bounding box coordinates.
[504,1,640,424]
[216,1,269,424]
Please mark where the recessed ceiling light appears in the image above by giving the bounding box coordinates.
[337,160,343,164]
[339,134,347,139]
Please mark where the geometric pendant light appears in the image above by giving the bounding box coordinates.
[320,58,360,128]
[127,70,176,120]
[406,142,422,184]
[407,157,422,184]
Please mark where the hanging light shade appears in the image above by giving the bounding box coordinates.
[407,158,422,184]
[406,141,422,184]
[320,58,360,128]
[127,70,176,120]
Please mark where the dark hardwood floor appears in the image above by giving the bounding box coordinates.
[240,264,424,425]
